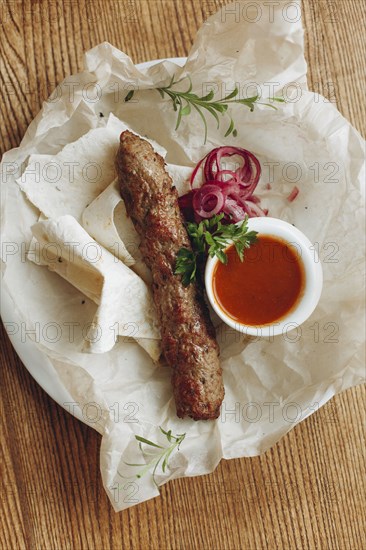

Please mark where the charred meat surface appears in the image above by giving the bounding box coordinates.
[116,131,224,420]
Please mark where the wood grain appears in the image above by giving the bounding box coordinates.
[1,1,365,549]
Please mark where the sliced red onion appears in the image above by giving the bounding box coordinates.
[247,194,261,204]
[287,186,300,202]
[192,184,225,219]
[243,200,267,217]
[201,146,261,188]
[214,169,238,182]
[222,198,246,223]
[190,157,205,189]
[184,146,266,222]
[214,180,242,196]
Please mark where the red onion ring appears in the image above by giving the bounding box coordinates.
[192,184,225,219]
[184,146,266,222]
[201,146,261,188]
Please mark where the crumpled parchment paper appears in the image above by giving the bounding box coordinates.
[1,0,365,511]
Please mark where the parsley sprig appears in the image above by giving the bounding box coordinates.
[175,214,258,286]
[125,75,285,143]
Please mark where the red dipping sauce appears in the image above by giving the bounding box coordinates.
[212,235,305,326]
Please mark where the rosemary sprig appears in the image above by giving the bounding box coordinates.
[125,75,285,143]
[175,214,258,286]
[122,427,186,487]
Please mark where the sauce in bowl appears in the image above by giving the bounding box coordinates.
[205,217,323,337]
[212,235,305,326]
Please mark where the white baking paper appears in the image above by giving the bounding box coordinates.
[1,0,365,511]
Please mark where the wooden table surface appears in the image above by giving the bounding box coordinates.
[1,1,365,549]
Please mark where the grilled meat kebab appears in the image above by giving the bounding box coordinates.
[116,131,224,420]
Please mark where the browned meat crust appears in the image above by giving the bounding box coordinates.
[116,131,224,420]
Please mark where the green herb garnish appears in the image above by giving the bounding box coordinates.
[175,214,258,286]
[122,427,186,487]
[125,75,285,143]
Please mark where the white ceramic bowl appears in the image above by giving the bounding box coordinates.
[205,217,323,337]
